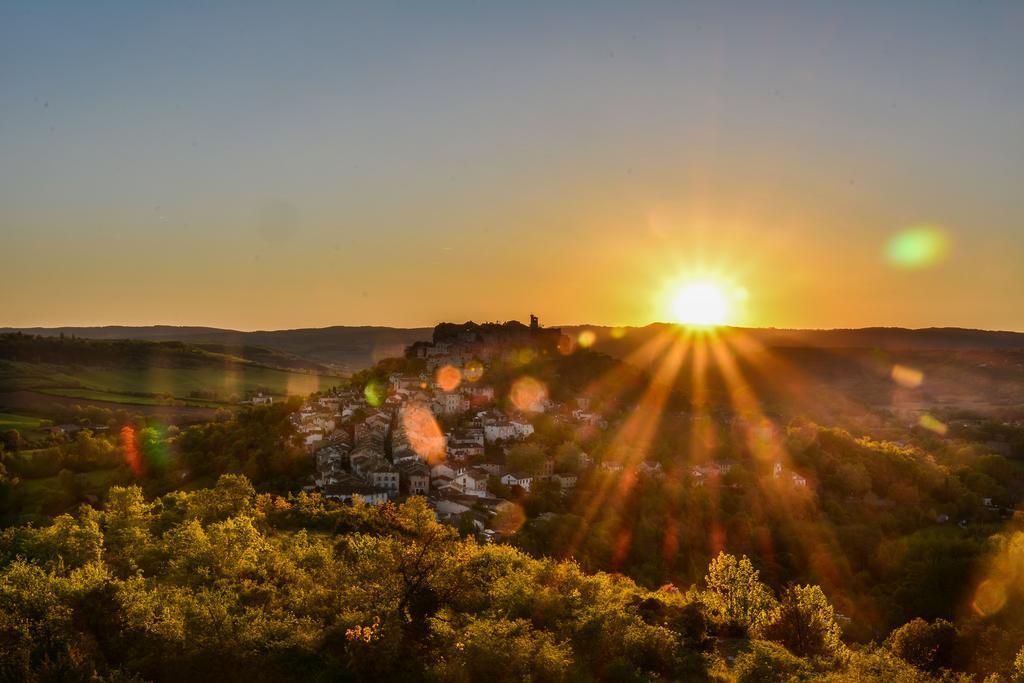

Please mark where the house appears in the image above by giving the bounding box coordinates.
[637,461,663,476]
[475,462,502,476]
[392,445,422,463]
[431,462,458,481]
[349,445,386,479]
[509,418,535,439]
[572,410,607,429]
[464,385,495,405]
[315,460,346,488]
[447,440,485,461]
[390,374,425,392]
[484,420,516,442]
[539,458,555,477]
[553,472,577,491]
[483,418,534,443]
[366,412,392,432]
[451,425,485,446]
[315,442,348,462]
[397,460,430,496]
[435,392,469,416]
[432,474,454,492]
[315,444,349,477]
[692,462,733,480]
[454,467,490,497]
[501,472,533,492]
[322,475,389,505]
[51,424,84,437]
[354,412,391,441]
[773,462,807,487]
[369,463,400,493]
[434,497,472,516]
[324,429,352,447]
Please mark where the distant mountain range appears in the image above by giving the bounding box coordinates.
[3,323,1022,373]
[561,324,1024,358]
[0,325,433,373]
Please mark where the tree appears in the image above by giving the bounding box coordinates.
[888,618,957,672]
[760,584,845,659]
[506,443,547,474]
[554,442,584,473]
[1013,646,1024,683]
[2,429,22,452]
[836,461,871,497]
[432,617,572,682]
[702,552,777,634]
[733,640,811,683]
[828,647,927,683]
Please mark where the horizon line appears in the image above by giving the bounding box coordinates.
[2,321,1023,335]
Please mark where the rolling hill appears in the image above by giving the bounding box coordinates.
[4,323,1022,375]
[0,334,344,421]
[0,325,432,372]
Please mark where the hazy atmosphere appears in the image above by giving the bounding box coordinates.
[6,3,1024,682]
[3,1,1022,330]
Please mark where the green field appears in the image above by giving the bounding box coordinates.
[0,412,50,440]
[37,389,193,405]
[0,360,343,409]
[0,412,44,430]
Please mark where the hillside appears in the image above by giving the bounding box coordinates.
[561,324,1024,355]
[0,335,342,420]
[0,325,433,372]
[5,324,1022,375]
[4,477,1020,682]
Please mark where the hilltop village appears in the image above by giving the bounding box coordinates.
[286,317,590,537]
[286,317,818,539]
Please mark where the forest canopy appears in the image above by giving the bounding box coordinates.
[3,477,1023,682]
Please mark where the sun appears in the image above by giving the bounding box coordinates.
[670,281,732,327]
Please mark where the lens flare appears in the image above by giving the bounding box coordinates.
[918,414,948,435]
[558,335,575,355]
[364,379,386,407]
[402,402,446,463]
[436,365,462,392]
[510,376,548,412]
[973,579,1008,617]
[891,364,924,388]
[120,425,145,477]
[509,348,536,366]
[138,426,169,473]
[885,225,950,269]
[464,360,484,382]
[492,501,526,535]
[577,330,596,348]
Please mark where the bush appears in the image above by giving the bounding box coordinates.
[733,640,811,682]
[759,584,845,659]
[888,618,957,672]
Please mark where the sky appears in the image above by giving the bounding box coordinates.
[2,1,1022,331]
